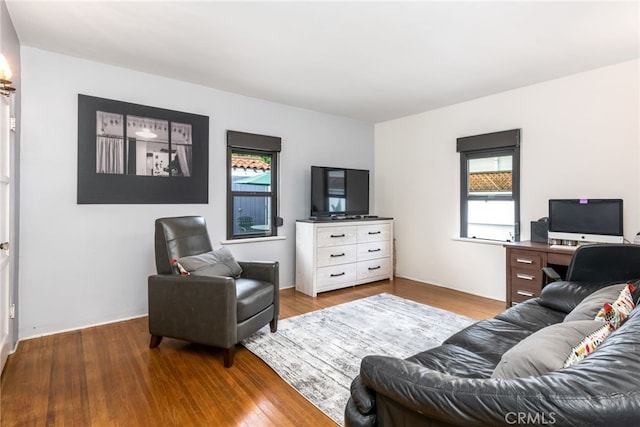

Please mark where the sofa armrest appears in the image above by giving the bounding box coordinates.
[358,353,639,425]
[148,274,237,347]
[538,280,632,314]
[345,375,376,427]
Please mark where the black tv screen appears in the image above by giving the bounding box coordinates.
[548,199,623,236]
[310,166,369,217]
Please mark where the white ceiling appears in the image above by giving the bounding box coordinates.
[6,1,640,123]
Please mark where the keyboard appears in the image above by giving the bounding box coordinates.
[549,244,578,251]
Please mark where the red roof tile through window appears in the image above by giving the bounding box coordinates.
[231,156,270,171]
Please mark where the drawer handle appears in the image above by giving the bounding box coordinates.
[330,272,346,277]
[516,258,533,264]
[516,273,535,281]
[368,248,381,253]
[368,231,381,235]
[330,253,345,258]
[517,290,534,297]
[330,234,346,238]
[368,266,381,271]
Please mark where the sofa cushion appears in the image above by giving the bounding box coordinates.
[443,318,533,366]
[491,320,608,379]
[495,299,565,332]
[407,344,496,379]
[564,283,627,322]
[177,247,243,278]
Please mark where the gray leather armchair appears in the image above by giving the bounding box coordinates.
[148,216,279,367]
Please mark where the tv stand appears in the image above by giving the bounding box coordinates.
[295,218,394,297]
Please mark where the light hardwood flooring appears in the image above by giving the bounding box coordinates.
[0,278,504,426]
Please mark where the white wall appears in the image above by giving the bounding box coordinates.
[19,47,374,339]
[375,60,640,301]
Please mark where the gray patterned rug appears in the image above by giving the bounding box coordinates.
[241,293,475,425]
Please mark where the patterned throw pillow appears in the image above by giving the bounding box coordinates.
[170,259,191,276]
[563,323,611,368]
[594,283,636,329]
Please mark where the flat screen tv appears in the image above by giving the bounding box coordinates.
[548,198,623,244]
[310,166,369,218]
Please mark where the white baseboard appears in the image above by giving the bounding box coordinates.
[19,313,148,342]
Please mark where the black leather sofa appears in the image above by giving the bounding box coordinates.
[345,279,640,426]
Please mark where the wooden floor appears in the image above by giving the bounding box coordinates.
[1,278,503,426]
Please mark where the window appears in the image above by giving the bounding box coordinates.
[457,129,520,242]
[227,131,281,240]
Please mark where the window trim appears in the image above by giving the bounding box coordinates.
[226,131,282,241]
[457,129,521,242]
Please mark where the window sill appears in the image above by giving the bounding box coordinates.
[451,237,514,246]
[221,235,287,245]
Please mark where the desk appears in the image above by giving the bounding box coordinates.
[504,241,574,308]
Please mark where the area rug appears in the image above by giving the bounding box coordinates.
[241,293,475,425]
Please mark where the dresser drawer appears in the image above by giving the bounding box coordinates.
[357,241,390,261]
[357,224,392,243]
[316,264,357,288]
[509,250,543,269]
[357,258,391,280]
[316,245,357,267]
[316,226,357,247]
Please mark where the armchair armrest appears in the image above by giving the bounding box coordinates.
[239,261,279,284]
[148,274,237,347]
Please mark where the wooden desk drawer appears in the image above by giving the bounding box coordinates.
[510,266,541,305]
[511,290,537,305]
[548,252,572,266]
[509,250,543,269]
[510,269,541,294]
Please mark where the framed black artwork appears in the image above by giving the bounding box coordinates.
[77,94,209,204]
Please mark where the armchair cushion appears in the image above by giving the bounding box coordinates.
[177,247,243,278]
[236,278,275,322]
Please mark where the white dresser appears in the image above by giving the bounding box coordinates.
[295,218,394,297]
